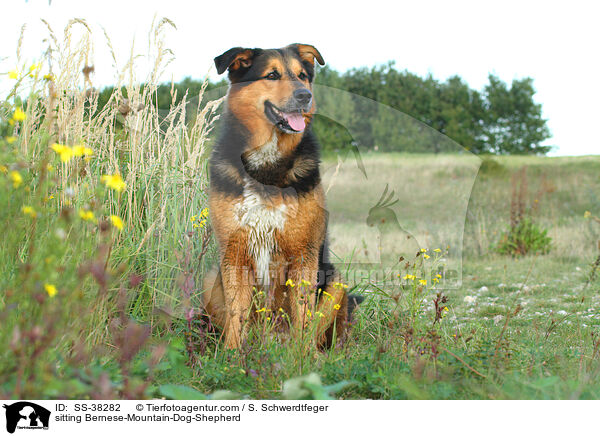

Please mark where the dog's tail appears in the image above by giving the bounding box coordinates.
[347,293,364,323]
[347,294,364,315]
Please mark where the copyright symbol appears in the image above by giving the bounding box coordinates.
[136,404,144,411]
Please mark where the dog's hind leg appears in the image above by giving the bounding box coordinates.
[314,281,348,347]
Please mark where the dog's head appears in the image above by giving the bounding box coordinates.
[215,44,324,135]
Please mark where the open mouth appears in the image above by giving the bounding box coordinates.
[264,101,306,133]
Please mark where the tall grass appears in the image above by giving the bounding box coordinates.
[0,18,220,397]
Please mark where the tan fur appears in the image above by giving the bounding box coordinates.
[206,187,342,348]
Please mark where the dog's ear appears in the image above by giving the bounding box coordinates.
[288,43,325,66]
[214,47,255,75]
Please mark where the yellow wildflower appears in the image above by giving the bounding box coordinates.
[6,136,17,144]
[256,307,266,313]
[28,63,41,76]
[12,108,26,122]
[433,248,442,253]
[101,173,126,193]
[419,279,427,286]
[403,274,416,281]
[44,283,57,298]
[110,215,124,231]
[333,304,341,311]
[436,273,442,278]
[300,279,311,287]
[8,69,19,79]
[190,215,197,222]
[22,206,37,218]
[0,165,7,174]
[332,282,348,289]
[200,208,209,218]
[285,279,295,287]
[316,311,325,318]
[29,62,42,73]
[423,254,431,259]
[10,171,23,188]
[78,209,96,222]
[322,290,333,300]
[59,148,73,162]
[193,219,207,229]
[50,143,73,163]
[46,163,54,172]
[43,73,54,81]
[72,144,94,157]
[306,309,312,318]
[420,248,427,253]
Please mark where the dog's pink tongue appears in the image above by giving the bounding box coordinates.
[285,113,305,132]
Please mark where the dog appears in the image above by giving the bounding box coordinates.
[202,44,361,349]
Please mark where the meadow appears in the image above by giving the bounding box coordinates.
[1,20,600,400]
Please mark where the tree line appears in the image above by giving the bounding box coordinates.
[97,62,551,155]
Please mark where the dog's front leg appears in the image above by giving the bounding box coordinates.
[220,237,254,349]
[286,253,319,334]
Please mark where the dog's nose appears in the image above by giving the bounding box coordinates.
[293,88,312,105]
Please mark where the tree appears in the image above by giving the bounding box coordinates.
[481,75,551,154]
[315,65,550,155]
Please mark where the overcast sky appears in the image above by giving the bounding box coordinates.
[2,0,599,156]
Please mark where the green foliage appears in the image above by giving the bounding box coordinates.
[282,373,354,400]
[481,75,551,154]
[312,64,550,154]
[158,384,208,400]
[496,217,552,256]
[478,156,508,178]
[494,167,552,256]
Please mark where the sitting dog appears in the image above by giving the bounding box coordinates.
[203,44,361,349]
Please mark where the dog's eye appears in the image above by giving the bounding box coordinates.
[298,72,308,81]
[266,71,280,80]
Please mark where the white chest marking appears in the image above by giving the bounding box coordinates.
[246,132,281,169]
[234,183,288,285]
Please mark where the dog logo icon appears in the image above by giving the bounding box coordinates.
[2,402,50,433]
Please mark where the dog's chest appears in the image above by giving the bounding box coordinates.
[245,132,281,169]
[233,183,288,285]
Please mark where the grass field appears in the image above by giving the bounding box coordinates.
[2,21,600,400]
[322,153,600,399]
